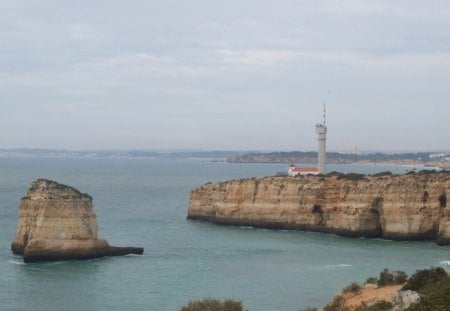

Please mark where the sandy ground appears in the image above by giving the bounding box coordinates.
[341,283,403,310]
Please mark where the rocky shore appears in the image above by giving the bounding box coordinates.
[11,179,143,263]
[188,171,449,245]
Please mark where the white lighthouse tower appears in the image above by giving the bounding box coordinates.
[315,105,327,174]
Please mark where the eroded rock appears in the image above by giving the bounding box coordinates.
[188,172,449,244]
[11,179,143,262]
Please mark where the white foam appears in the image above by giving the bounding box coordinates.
[324,264,352,269]
[8,260,25,265]
[124,253,142,257]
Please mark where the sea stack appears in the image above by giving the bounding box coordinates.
[11,179,143,263]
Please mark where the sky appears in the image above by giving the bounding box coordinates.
[1,0,449,152]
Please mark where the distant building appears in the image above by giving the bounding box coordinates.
[288,162,319,176]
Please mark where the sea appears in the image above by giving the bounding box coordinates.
[0,157,448,311]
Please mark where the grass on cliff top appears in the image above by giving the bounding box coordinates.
[179,299,244,311]
[180,268,450,311]
[320,267,450,311]
[29,178,92,200]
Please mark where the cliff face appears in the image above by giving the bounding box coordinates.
[188,172,450,244]
[11,179,143,262]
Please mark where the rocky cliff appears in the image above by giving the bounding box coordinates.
[11,179,143,262]
[188,171,450,244]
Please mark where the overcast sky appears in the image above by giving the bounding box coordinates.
[1,0,449,151]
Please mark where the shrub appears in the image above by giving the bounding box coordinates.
[402,267,447,291]
[364,277,377,284]
[323,295,348,311]
[354,301,393,311]
[179,298,244,311]
[417,169,437,175]
[326,171,344,177]
[337,173,366,181]
[372,171,393,177]
[406,277,450,311]
[342,282,361,294]
[377,269,407,287]
[377,269,394,286]
[393,271,408,284]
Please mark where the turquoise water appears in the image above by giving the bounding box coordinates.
[0,158,448,311]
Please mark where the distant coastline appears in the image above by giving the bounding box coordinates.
[0,148,448,169]
[226,151,450,169]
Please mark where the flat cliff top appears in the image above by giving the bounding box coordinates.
[196,170,449,188]
[24,179,92,200]
[189,170,449,244]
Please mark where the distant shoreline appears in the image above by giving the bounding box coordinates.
[0,149,448,169]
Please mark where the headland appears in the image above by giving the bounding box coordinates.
[188,171,449,245]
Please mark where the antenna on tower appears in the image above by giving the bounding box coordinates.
[323,102,326,125]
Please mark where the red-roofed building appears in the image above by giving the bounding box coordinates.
[288,162,319,176]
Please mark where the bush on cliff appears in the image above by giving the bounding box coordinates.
[323,295,348,311]
[403,268,450,311]
[402,267,447,291]
[342,282,361,294]
[372,171,393,177]
[179,298,244,311]
[354,301,393,311]
[369,268,408,287]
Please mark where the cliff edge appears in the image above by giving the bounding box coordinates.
[188,171,449,245]
[11,179,144,262]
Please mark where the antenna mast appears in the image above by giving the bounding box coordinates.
[323,102,326,125]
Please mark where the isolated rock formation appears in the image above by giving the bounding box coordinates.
[11,179,143,262]
[188,171,449,244]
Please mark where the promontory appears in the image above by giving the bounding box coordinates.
[11,179,144,263]
[188,171,450,245]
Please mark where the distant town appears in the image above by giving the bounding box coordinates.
[0,148,449,169]
[227,151,450,169]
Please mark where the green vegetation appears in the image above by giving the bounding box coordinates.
[360,267,450,310]
[179,298,244,311]
[355,301,393,311]
[364,277,377,284]
[337,173,366,181]
[372,171,393,177]
[180,268,450,311]
[228,151,438,164]
[403,267,450,310]
[325,171,367,181]
[402,267,447,291]
[30,179,93,200]
[342,282,361,294]
[417,169,438,175]
[323,295,347,311]
[377,269,408,286]
[362,268,408,286]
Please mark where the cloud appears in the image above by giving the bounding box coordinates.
[0,0,449,150]
[219,49,298,66]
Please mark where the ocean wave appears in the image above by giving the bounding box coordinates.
[8,260,25,265]
[439,261,450,266]
[324,264,352,269]
[124,253,142,257]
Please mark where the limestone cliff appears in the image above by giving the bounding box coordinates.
[188,171,450,244]
[11,179,143,262]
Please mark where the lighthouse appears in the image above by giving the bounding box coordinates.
[315,105,327,174]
